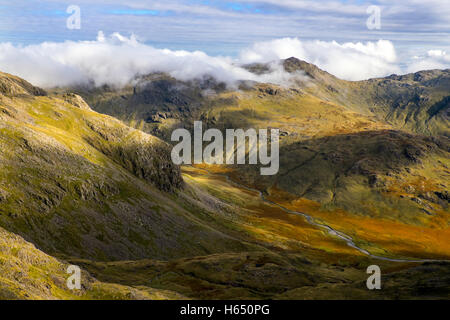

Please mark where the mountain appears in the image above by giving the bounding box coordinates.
[0,67,449,300]
[281,57,449,137]
[68,57,450,138]
[1,71,198,261]
[60,58,450,261]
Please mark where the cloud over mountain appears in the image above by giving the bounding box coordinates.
[408,50,450,73]
[240,38,401,81]
[0,32,446,88]
[0,32,293,88]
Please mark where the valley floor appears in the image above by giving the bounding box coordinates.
[66,167,450,300]
[1,162,449,300]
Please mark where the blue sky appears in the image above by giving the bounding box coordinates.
[1,0,449,57]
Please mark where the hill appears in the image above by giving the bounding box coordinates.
[0,69,449,299]
[61,59,450,260]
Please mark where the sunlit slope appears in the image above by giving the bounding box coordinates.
[0,72,254,263]
[5,64,447,299]
[67,62,450,260]
[74,58,449,138]
[0,71,392,300]
[182,166,362,256]
[185,83,448,216]
[281,57,450,137]
[71,167,450,300]
[157,76,448,260]
[193,87,450,259]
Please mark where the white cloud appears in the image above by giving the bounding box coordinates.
[0,32,442,89]
[0,32,256,88]
[0,33,308,88]
[407,50,450,73]
[240,38,400,80]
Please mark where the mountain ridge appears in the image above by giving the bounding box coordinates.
[0,69,449,300]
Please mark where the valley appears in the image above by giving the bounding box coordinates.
[0,57,449,299]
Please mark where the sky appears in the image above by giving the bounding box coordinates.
[0,0,449,87]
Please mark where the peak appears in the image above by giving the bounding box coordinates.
[242,57,334,82]
[283,57,312,69]
[62,93,92,111]
[282,57,337,83]
[283,57,322,75]
[284,57,303,64]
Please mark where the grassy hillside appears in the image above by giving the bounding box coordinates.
[1,69,449,300]
[281,57,450,137]
[64,60,450,261]
[69,166,450,300]
[0,71,258,263]
[0,225,187,300]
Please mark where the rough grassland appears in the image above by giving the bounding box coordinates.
[1,69,449,299]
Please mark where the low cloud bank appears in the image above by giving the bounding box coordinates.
[407,50,450,73]
[0,32,448,88]
[0,32,298,88]
[240,38,401,81]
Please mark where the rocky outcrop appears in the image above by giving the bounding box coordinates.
[63,93,92,110]
[83,118,183,192]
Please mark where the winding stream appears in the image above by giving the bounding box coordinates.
[192,166,448,264]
